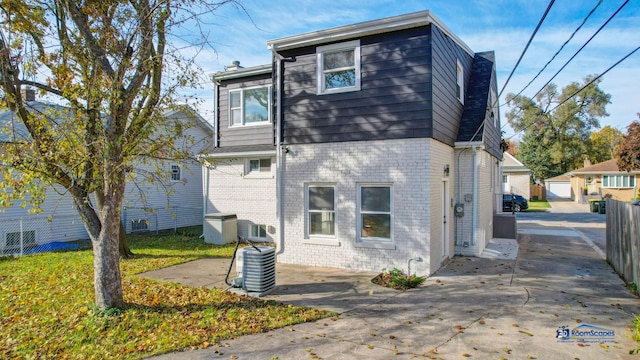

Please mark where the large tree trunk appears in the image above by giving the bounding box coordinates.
[73,195,124,310]
[93,209,124,310]
[93,226,124,309]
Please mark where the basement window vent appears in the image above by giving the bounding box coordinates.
[4,230,36,252]
[131,219,149,232]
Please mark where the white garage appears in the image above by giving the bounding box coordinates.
[545,174,571,199]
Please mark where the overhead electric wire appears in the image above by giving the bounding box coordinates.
[498,0,555,98]
[525,0,630,104]
[505,44,640,141]
[509,0,603,101]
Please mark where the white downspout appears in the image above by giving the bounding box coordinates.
[272,47,284,255]
[471,146,479,246]
[213,78,219,148]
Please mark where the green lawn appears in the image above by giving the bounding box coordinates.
[0,230,332,359]
[526,199,551,212]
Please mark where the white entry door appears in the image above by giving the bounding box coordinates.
[441,180,450,259]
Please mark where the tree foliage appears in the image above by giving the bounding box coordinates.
[505,76,610,180]
[587,125,623,164]
[0,0,231,310]
[616,115,640,172]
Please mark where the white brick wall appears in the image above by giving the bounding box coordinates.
[205,157,277,242]
[278,138,454,276]
[454,148,499,256]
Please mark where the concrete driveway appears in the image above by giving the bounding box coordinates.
[517,198,607,256]
[145,198,639,360]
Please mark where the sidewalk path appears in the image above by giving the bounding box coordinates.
[147,200,639,359]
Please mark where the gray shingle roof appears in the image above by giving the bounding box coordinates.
[456,52,495,143]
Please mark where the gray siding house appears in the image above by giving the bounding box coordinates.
[0,99,212,252]
[204,10,503,276]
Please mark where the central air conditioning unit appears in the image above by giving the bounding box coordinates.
[234,246,276,295]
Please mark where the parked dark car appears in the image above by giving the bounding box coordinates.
[632,200,640,206]
[503,194,529,212]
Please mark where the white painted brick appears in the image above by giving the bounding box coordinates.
[278,138,456,276]
[205,157,277,242]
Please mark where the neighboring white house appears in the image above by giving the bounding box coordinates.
[502,152,531,200]
[0,100,212,253]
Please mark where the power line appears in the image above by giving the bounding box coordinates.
[498,0,555,98]
[509,0,603,101]
[526,0,630,104]
[549,45,640,113]
[505,44,640,141]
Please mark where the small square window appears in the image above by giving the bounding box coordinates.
[317,40,361,95]
[170,164,181,181]
[250,224,267,239]
[247,158,271,175]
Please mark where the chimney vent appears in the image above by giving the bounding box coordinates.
[225,60,243,71]
[21,88,36,102]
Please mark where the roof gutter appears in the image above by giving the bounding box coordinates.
[267,10,474,56]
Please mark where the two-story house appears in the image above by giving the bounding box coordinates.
[0,95,212,253]
[203,10,503,276]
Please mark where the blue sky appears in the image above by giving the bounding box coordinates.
[185,0,640,139]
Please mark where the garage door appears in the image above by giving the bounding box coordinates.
[547,182,571,198]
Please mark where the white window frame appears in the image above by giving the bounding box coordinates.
[306,185,336,238]
[249,224,268,240]
[316,40,361,95]
[170,164,181,182]
[456,59,464,104]
[356,183,394,249]
[245,158,272,178]
[228,85,272,127]
[602,175,635,188]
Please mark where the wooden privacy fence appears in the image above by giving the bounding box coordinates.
[530,185,546,200]
[606,199,640,286]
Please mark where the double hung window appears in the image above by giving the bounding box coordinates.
[316,40,361,95]
[358,185,392,241]
[307,186,335,237]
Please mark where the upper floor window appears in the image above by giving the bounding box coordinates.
[170,164,181,181]
[316,40,361,95]
[229,86,271,127]
[456,59,464,103]
[603,175,635,188]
